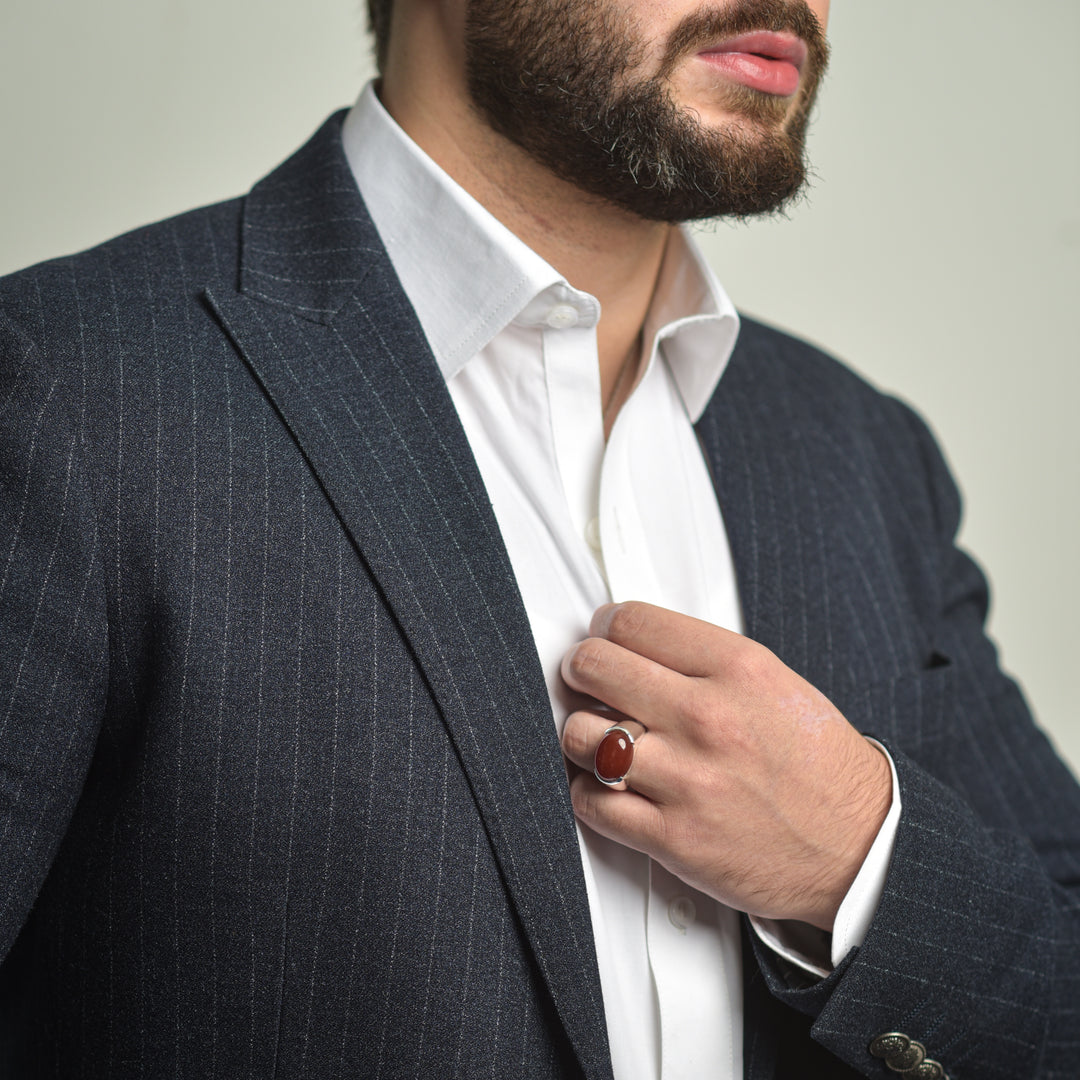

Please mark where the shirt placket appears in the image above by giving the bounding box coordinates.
[600,349,743,1079]
[541,297,606,569]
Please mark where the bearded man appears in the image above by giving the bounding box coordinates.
[0,0,1077,1077]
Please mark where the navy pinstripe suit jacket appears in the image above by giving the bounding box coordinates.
[1,114,1078,1079]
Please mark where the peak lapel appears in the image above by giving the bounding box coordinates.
[206,115,611,1079]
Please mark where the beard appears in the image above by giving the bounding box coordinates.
[464,0,830,223]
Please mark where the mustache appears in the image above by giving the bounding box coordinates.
[658,0,829,79]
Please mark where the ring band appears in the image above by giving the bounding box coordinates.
[594,721,645,787]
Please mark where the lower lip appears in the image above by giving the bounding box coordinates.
[699,52,802,97]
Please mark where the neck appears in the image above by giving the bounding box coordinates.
[380,29,672,427]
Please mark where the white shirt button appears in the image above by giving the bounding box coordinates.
[545,304,580,329]
[584,516,602,553]
[668,895,697,932]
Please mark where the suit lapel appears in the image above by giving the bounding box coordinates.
[205,116,612,1080]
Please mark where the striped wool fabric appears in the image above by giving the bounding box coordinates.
[1,113,1078,1078]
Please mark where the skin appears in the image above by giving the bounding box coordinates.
[382,0,889,934]
[383,0,828,420]
[561,602,890,931]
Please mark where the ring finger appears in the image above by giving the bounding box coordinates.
[561,709,676,802]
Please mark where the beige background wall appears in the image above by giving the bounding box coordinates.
[2,1,1077,769]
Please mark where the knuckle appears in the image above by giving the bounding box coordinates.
[656,809,699,863]
[727,639,771,685]
[675,682,721,737]
[674,683,705,722]
[561,715,590,759]
[605,601,647,643]
[565,639,606,683]
[569,775,601,821]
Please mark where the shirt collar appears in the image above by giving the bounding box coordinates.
[341,82,740,421]
[645,228,740,419]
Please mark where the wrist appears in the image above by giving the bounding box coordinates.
[808,737,893,931]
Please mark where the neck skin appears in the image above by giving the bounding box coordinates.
[380,3,670,434]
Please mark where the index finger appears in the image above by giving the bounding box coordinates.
[590,601,744,677]
[560,634,686,727]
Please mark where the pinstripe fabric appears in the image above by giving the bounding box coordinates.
[697,329,1080,1077]
[1,112,1078,1078]
[0,125,597,1079]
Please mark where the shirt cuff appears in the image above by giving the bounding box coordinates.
[749,738,901,978]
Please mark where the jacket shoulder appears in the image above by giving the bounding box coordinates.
[729,314,938,450]
[733,315,887,406]
[0,198,244,336]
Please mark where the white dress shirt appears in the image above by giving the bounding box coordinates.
[342,83,900,1080]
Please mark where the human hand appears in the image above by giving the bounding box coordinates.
[560,602,892,931]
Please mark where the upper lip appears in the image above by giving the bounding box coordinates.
[699,31,808,72]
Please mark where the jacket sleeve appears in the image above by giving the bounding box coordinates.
[0,312,109,961]
[750,399,1080,1079]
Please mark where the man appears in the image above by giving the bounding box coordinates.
[0,0,1076,1077]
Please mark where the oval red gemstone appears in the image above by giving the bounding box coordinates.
[595,730,633,782]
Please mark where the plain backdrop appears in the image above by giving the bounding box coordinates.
[1,1,1077,770]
